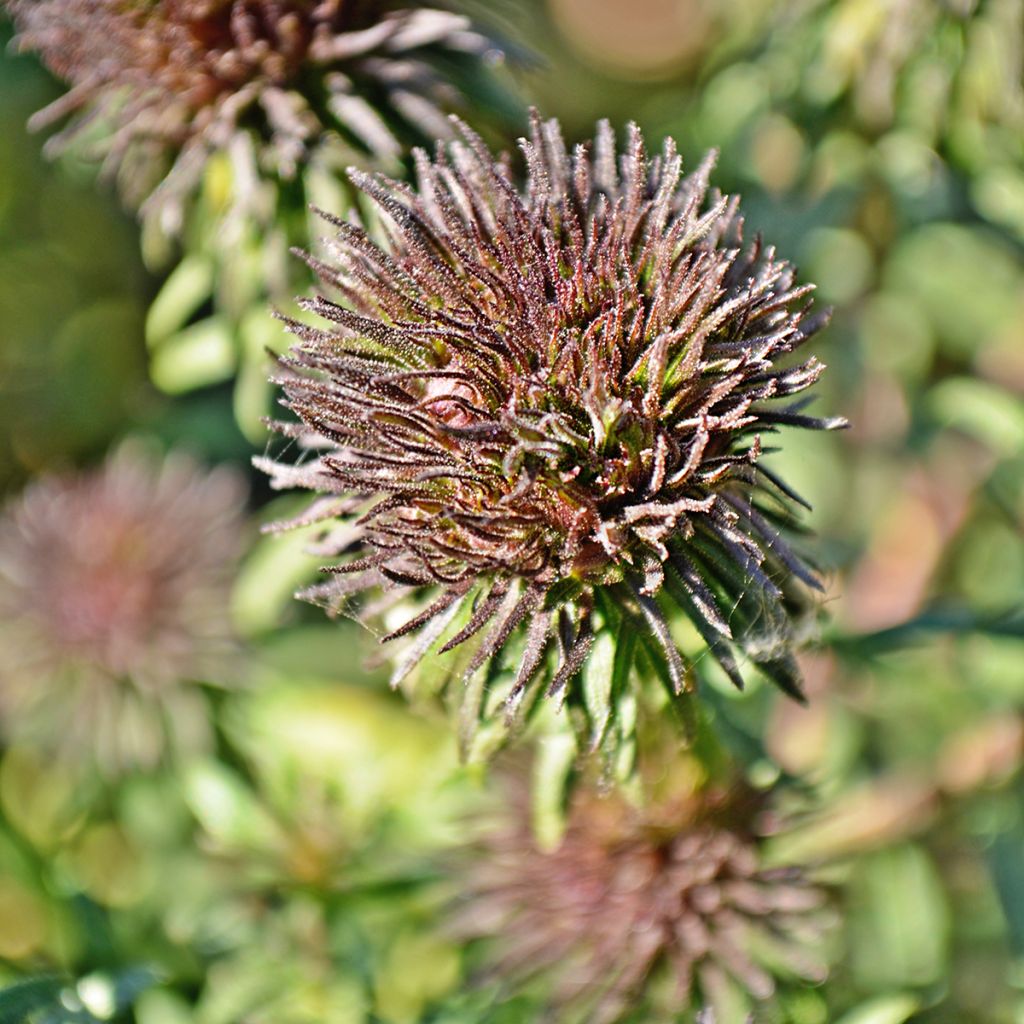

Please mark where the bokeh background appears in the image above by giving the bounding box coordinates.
[0,1,1022,1021]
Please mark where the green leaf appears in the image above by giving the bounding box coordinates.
[150,317,236,394]
[231,516,324,636]
[828,605,1024,657]
[887,223,1021,359]
[581,629,615,749]
[848,844,950,991]
[373,931,460,1024]
[833,994,920,1024]
[699,962,750,1024]
[986,822,1024,955]
[530,731,576,851]
[927,377,1024,456]
[182,761,277,851]
[304,164,355,230]
[0,977,66,1024]
[233,308,282,443]
[133,989,195,1024]
[145,255,214,349]
[972,165,1024,241]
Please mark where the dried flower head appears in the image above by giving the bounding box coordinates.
[0,444,246,773]
[455,781,830,1022]
[5,0,509,224]
[261,113,845,757]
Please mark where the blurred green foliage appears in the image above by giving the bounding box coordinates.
[0,26,151,488]
[1,0,1023,1021]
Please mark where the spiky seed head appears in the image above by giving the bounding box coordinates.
[0,443,246,773]
[5,0,507,221]
[454,780,830,1022]
[261,113,845,758]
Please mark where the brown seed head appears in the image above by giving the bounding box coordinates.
[0,443,246,772]
[5,0,506,216]
[261,113,845,754]
[455,781,830,1022]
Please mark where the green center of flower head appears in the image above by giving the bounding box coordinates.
[264,111,845,733]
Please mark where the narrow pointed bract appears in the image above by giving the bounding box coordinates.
[262,113,845,753]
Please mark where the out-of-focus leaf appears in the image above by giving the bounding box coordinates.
[829,605,1024,657]
[0,879,47,961]
[886,224,1022,358]
[803,227,874,304]
[77,968,162,1020]
[182,762,278,851]
[373,931,460,1024]
[193,946,365,1024]
[70,825,147,909]
[582,629,615,749]
[531,731,577,851]
[133,989,194,1024]
[766,777,937,865]
[225,682,458,845]
[972,166,1024,241]
[150,317,236,394]
[859,293,934,381]
[0,747,85,852]
[938,718,1024,795]
[0,977,66,1024]
[848,844,951,991]
[955,522,1024,610]
[232,308,281,443]
[927,377,1024,457]
[986,822,1024,956]
[231,517,323,636]
[779,989,829,1024]
[833,994,920,1024]
[145,256,214,349]
[698,962,750,1024]
[303,163,352,229]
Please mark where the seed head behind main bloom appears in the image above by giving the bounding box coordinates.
[6,0,508,223]
[454,780,830,1022]
[261,113,845,753]
[0,444,245,773]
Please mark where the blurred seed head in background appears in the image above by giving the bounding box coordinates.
[4,0,512,232]
[0,443,246,774]
[455,775,831,1023]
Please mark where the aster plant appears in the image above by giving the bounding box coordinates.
[0,443,246,775]
[455,777,830,1022]
[4,0,521,436]
[5,0,513,228]
[261,113,844,761]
